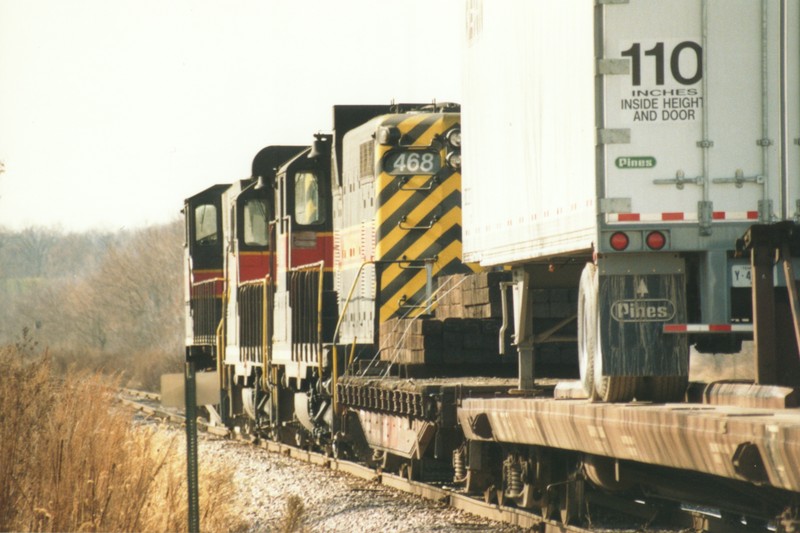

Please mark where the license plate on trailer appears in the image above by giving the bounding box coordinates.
[731,264,752,288]
[731,263,795,288]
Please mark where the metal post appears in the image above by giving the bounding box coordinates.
[781,244,800,355]
[185,361,200,533]
[751,244,778,384]
[512,268,535,391]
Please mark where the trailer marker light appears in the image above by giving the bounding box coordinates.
[610,232,629,251]
[646,231,666,250]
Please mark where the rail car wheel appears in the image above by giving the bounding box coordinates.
[577,263,598,397]
[558,479,584,525]
[579,262,638,402]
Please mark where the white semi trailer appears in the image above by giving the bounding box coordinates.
[461,0,800,401]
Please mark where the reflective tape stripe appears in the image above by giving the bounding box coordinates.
[663,324,754,333]
[608,211,759,223]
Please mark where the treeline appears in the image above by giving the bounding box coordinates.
[0,221,185,389]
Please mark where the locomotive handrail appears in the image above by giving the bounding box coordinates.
[191,276,226,298]
[192,276,226,286]
[190,277,226,345]
[334,261,471,403]
[375,273,470,378]
[398,214,438,231]
[216,307,225,393]
[398,175,438,191]
[263,275,271,391]
[289,260,325,378]
[237,278,267,365]
[238,278,266,287]
[332,261,375,415]
[236,275,273,390]
[355,348,387,377]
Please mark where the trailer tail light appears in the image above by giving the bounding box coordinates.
[646,231,666,250]
[610,232,629,251]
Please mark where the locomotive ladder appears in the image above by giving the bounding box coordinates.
[737,221,800,389]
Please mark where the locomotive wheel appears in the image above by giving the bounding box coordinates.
[577,263,598,397]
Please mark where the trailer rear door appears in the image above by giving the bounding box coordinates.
[602,0,792,229]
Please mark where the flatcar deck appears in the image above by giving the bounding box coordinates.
[458,394,800,493]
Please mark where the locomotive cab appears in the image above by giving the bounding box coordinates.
[184,184,228,369]
[270,136,338,380]
[223,146,306,377]
[217,146,306,424]
[221,179,272,374]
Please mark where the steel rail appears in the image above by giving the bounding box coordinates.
[116,389,589,532]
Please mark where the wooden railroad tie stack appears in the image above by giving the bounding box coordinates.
[378,271,514,366]
[436,271,511,319]
[379,318,443,365]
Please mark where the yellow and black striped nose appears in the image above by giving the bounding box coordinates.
[374,113,478,322]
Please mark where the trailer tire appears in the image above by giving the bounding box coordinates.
[577,263,598,397]
[594,372,638,403]
[578,263,637,402]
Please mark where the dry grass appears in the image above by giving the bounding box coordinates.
[0,343,245,532]
[47,347,184,393]
[277,494,306,533]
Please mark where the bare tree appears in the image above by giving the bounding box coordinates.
[14,228,59,277]
[1,221,185,387]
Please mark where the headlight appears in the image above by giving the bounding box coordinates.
[446,128,461,148]
[377,126,401,145]
[447,152,462,170]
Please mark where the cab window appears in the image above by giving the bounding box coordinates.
[194,204,218,245]
[294,171,323,225]
[243,198,269,246]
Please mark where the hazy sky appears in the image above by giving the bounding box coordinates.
[0,1,464,231]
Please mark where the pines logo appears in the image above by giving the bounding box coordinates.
[611,299,675,322]
[615,156,656,169]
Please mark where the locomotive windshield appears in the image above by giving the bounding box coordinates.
[242,198,269,246]
[194,204,218,245]
[294,171,323,225]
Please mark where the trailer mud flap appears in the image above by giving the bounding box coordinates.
[599,267,688,376]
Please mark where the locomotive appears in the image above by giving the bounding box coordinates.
[183,103,505,450]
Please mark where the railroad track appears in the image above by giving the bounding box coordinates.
[117,388,766,533]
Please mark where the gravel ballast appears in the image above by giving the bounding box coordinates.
[196,435,523,532]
